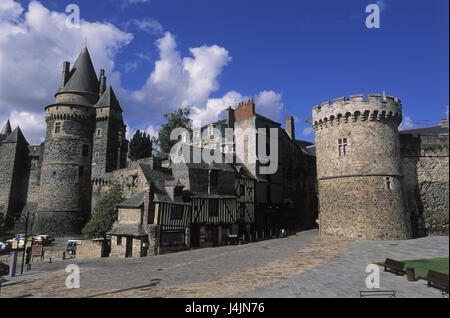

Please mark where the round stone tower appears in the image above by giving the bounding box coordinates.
[311,94,410,240]
[34,47,98,235]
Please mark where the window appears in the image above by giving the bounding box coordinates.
[78,166,84,179]
[385,177,392,190]
[117,236,122,246]
[208,200,219,217]
[266,185,272,203]
[82,145,89,157]
[97,129,102,137]
[240,184,245,196]
[338,138,348,157]
[54,122,61,134]
[239,203,245,218]
[170,205,183,220]
[95,152,99,158]
[210,171,218,187]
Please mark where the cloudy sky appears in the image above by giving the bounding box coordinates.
[0,0,448,144]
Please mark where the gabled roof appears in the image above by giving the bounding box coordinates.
[59,46,99,96]
[117,191,145,208]
[3,127,29,145]
[95,85,123,111]
[1,119,12,136]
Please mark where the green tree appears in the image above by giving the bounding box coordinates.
[82,181,124,239]
[154,107,192,155]
[129,130,153,161]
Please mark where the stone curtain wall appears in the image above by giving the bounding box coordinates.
[312,95,410,240]
[401,133,449,236]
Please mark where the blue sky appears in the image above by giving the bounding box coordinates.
[1,0,448,144]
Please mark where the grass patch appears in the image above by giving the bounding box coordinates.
[402,258,449,279]
[377,257,449,280]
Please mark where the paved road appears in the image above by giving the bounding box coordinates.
[236,235,449,298]
[1,230,448,298]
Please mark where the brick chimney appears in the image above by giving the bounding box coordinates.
[149,157,162,170]
[226,106,235,128]
[285,116,295,140]
[235,99,255,122]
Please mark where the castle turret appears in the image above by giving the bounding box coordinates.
[310,94,410,240]
[35,46,99,235]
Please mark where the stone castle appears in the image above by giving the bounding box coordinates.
[0,46,448,240]
[0,46,128,234]
[310,95,449,239]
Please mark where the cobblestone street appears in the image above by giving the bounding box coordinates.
[0,230,448,298]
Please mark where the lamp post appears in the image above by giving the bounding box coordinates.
[20,211,30,275]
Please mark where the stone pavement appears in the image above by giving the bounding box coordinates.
[236,235,449,298]
[0,230,448,298]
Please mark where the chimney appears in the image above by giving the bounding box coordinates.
[235,98,256,122]
[440,118,449,128]
[60,61,70,89]
[285,116,295,140]
[226,106,235,128]
[149,157,162,170]
[99,69,106,96]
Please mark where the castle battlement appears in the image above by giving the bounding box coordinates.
[312,94,402,129]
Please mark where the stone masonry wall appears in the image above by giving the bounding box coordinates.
[312,95,409,240]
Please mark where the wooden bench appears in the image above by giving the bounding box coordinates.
[382,258,405,275]
[31,245,44,262]
[360,290,396,298]
[426,270,449,296]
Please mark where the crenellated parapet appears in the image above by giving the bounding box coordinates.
[312,94,402,131]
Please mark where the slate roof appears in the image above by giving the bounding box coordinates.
[3,127,29,145]
[399,125,449,136]
[139,163,182,203]
[116,191,145,208]
[95,85,123,111]
[107,223,147,237]
[1,119,12,136]
[58,46,99,96]
[295,140,316,156]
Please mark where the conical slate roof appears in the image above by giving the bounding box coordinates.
[59,46,99,95]
[95,85,123,111]
[3,127,29,145]
[1,119,12,136]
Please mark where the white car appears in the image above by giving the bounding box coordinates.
[0,242,6,250]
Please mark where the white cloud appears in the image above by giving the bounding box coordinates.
[375,0,387,12]
[124,18,163,35]
[0,1,286,146]
[0,111,46,144]
[146,124,160,138]
[302,127,314,136]
[0,0,133,144]
[399,116,414,130]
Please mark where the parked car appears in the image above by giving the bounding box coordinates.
[32,235,54,246]
[39,235,54,246]
[66,240,82,255]
[32,236,44,245]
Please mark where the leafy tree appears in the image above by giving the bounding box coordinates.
[129,130,153,161]
[154,107,192,155]
[82,181,124,239]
